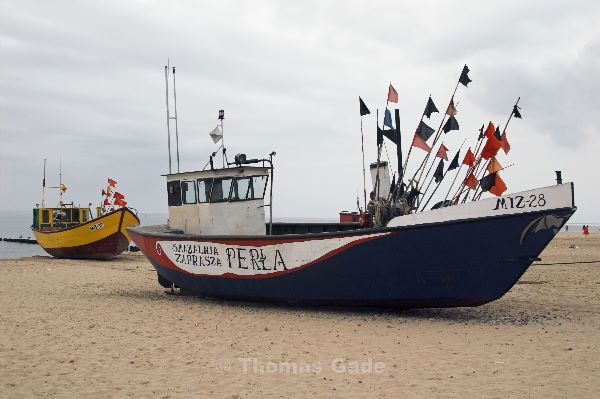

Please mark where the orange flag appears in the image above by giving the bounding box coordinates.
[490,174,507,196]
[487,157,502,173]
[464,172,478,189]
[412,133,431,153]
[436,144,449,161]
[462,148,475,166]
[108,178,117,187]
[387,84,398,103]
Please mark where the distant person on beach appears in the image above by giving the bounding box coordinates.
[583,225,589,236]
[566,225,569,232]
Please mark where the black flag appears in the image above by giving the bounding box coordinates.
[459,64,472,87]
[406,187,421,207]
[448,150,460,171]
[416,121,435,141]
[443,115,460,133]
[359,97,370,116]
[434,159,445,183]
[423,96,439,119]
[480,172,497,192]
[513,104,522,119]
[494,126,502,141]
[478,124,485,140]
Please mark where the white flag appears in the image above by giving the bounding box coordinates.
[209,126,222,143]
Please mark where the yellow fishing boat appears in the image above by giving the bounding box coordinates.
[31,161,140,259]
[32,206,140,259]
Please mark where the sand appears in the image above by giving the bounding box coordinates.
[1,233,599,398]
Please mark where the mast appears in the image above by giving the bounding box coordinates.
[164,63,172,174]
[218,110,225,167]
[172,66,180,173]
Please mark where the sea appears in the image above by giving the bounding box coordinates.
[0,210,167,259]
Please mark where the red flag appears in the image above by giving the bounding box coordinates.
[464,173,478,189]
[387,84,398,103]
[113,192,125,200]
[490,173,507,196]
[103,198,110,206]
[484,122,495,139]
[114,198,127,207]
[481,135,502,160]
[462,148,475,166]
[500,132,511,154]
[436,144,449,161]
[108,178,117,187]
[412,133,431,153]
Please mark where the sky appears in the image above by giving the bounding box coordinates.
[1,0,599,223]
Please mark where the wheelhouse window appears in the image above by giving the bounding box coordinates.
[181,180,197,204]
[197,178,213,203]
[167,180,182,206]
[252,175,269,199]
[42,209,50,224]
[210,178,233,202]
[231,177,252,201]
[82,209,89,222]
[72,208,80,223]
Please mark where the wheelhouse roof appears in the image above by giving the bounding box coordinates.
[163,166,270,180]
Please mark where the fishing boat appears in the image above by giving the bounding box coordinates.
[127,65,576,308]
[32,162,140,260]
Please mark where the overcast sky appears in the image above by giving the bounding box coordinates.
[1,0,598,223]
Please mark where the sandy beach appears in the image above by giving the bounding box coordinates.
[1,233,598,398]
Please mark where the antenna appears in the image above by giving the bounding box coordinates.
[42,158,46,208]
[164,62,172,174]
[172,66,180,173]
[59,155,63,205]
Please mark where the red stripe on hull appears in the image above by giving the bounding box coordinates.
[42,232,130,260]
[127,229,388,279]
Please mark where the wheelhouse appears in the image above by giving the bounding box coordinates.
[165,166,270,235]
[32,206,92,230]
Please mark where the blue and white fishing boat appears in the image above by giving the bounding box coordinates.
[127,65,576,308]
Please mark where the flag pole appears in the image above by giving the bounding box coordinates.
[360,115,367,210]
[375,109,382,200]
[420,165,450,212]
[452,130,485,203]
[41,158,46,208]
[441,138,468,204]
[470,97,520,201]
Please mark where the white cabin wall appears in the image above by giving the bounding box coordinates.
[370,162,391,200]
[198,200,265,235]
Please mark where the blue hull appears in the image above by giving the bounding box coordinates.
[131,206,575,308]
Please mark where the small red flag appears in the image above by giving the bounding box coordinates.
[500,132,511,154]
[490,173,507,196]
[113,192,125,200]
[481,135,502,160]
[462,148,475,166]
[464,173,478,189]
[446,99,457,116]
[412,133,431,153]
[484,122,495,139]
[103,198,110,206]
[436,144,449,161]
[108,178,117,187]
[387,84,398,103]
[114,198,127,207]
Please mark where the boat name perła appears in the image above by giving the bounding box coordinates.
[493,193,547,211]
[89,222,104,231]
[166,243,287,272]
